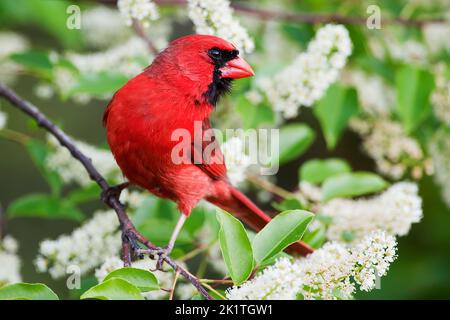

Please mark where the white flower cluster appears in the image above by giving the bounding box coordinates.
[117,0,159,28]
[67,37,151,78]
[35,210,121,279]
[96,256,178,300]
[429,128,450,208]
[431,64,450,126]
[0,31,29,85]
[226,231,397,300]
[0,236,22,286]
[82,6,130,49]
[187,0,254,53]
[350,117,431,179]
[344,69,394,117]
[0,31,28,60]
[263,25,352,118]
[0,109,7,130]
[322,182,423,242]
[221,137,251,186]
[423,12,450,55]
[369,33,428,65]
[51,36,158,104]
[46,135,120,186]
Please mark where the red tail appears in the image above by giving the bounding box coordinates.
[208,186,313,256]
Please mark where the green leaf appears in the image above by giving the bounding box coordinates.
[184,206,206,236]
[395,65,435,133]
[80,278,143,300]
[278,124,315,165]
[104,268,159,292]
[252,210,314,264]
[314,85,359,150]
[271,198,304,211]
[10,50,53,78]
[67,184,101,204]
[235,95,275,129]
[25,139,62,195]
[299,158,351,184]
[302,225,327,249]
[7,193,84,221]
[67,72,129,97]
[280,23,314,47]
[216,210,254,285]
[321,172,388,202]
[0,283,58,300]
[139,218,191,247]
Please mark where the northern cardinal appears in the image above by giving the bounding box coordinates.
[104,35,312,259]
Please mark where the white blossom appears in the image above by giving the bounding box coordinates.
[35,210,121,279]
[67,37,151,77]
[34,83,54,99]
[0,31,28,60]
[431,64,450,126]
[0,236,22,286]
[221,137,251,186]
[429,128,450,208]
[176,283,198,300]
[0,31,29,85]
[46,135,120,186]
[187,0,254,53]
[321,182,423,242]
[350,117,431,179]
[117,0,159,28]
[369,33,428,65]
[120,189,147,209]
[82,6,130,49]
[263,25,352,118]
[423,12,450,55]
[343,69,394,117]
[0,109,7,130]
[226,231,397,300]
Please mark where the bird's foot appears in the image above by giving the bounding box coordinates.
[136,245,173,271]
[101,182,130,204]
[155,245,173,270]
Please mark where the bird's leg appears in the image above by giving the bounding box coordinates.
[101,182,130,204]
[155,214,187,270]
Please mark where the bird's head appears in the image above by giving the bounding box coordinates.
[150,34,254,105]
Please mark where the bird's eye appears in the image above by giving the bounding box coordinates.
[208,48,222,60]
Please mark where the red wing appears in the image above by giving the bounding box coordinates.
[192,119,227,181]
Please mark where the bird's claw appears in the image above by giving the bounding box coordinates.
[153,245,173,271]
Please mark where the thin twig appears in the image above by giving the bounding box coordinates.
[246,172,296,200]
[131,18,159,55]
[95,0,448,27]
[169,268,180,300]
[201,282,226,300]
[0,83,212,300]
[0,128,30,145]
[200,278,234,285]
[178,243,212,262]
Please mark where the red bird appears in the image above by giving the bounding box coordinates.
[104,35,312,259]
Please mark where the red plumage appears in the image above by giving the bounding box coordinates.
[104,35,312,256]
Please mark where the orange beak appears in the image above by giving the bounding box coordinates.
[219,57,255,79]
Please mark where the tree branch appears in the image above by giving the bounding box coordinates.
[131,18,160,55]
[0,83,212,300]
[97,0,447,27]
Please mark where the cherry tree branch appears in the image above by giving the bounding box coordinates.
[0,83,212,300]
[98,0,447,27]
[131,18,160,55]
